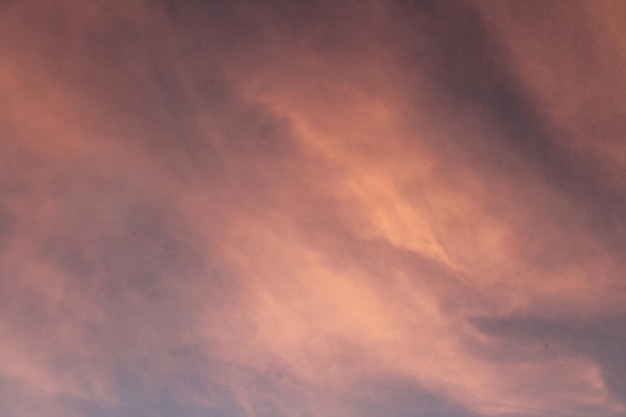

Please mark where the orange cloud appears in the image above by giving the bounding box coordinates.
[0,1,624,417]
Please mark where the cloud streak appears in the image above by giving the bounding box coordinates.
[1,1,625,416]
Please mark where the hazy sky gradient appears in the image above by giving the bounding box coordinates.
[1,1,625,416]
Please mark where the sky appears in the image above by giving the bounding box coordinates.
[1,1,626,416]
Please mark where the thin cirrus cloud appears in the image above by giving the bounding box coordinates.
[0,1,625,417]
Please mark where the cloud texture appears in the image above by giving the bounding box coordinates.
[1,1,625,416]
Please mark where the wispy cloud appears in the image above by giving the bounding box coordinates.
[0,1,625,416]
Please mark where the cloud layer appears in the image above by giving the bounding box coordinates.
[1,1,625,416]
